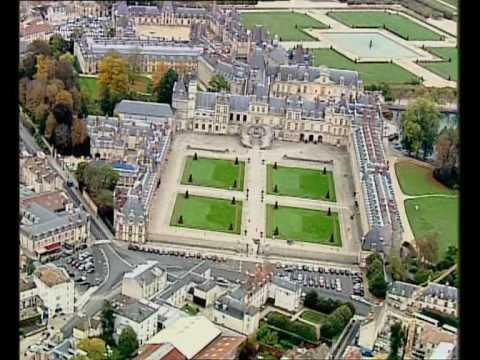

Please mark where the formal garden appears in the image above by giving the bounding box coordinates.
[267,164,336,201]
[312,48,420,85]
[181,155,245,191]
[327,11,443,41]
[421,47,458,82]
[266,204,342,246]
[170,193,243,234]
[240,11,328,41]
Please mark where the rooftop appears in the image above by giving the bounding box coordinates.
[115,298,157,323]
[193,336,245,360]
[115,100,173,119]
[147,316,221,359]
[34,265,70,287]
[20,191,68,213]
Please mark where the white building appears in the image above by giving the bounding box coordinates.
[268,276,302,312]
[33,264,74,318]
[114,298,158,346]
[122,261,168,300]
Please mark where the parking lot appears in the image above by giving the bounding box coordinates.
[54,247,108,295]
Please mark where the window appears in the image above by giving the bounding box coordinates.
[236,114,240,121]
[304,85,307,93]
[201,124,205,130]
[243,114,247,122]
[230,113,233,121]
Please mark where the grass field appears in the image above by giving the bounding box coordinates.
[240,11,328,41]
[182,304,199,315]
[421,47,458,81]
[405,196,458,256]
[442,0,457,7]
[312,48,420,85]
[79,76,98,99]
[170,194,242,234]
[328,11,443,41]
[181,156,245,191]
[266,204,342,246]
[78,74,152,99]
[301,310,328,324]
[395,161,457,196]
[267,164,336,201]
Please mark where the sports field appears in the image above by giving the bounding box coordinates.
[266,204,342,246]
[405,196,458,256]
[312,48,420,85]
[327,11,443,41]
[421,47,458,81]
[240,11,328,41]
[170,194,243,234]
[267,164,336,201]
[395,161,457,196]
[181,156,245,191]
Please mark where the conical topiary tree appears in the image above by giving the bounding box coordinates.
[178,215,183,224]
[233,179,237,188]
[185,190,189,199]
[273,162,278,169]
[274,201,279,209]
[274,184,278,193]
[326,191,330,199]
[229,223,233,231]
[274,226,279,236]
[327,207,331,216]
[188,174,193,183]
[193,152,198,160]
[323,167,326,175]
[232,196,236,205]
[330,234,334,243]
[235,157,239,165]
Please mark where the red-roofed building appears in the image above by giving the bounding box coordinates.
[343,346,363,360]
[194,336,245,360]
[136,343,186,360]
[20,22,53,44]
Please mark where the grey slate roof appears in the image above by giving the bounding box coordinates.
[195,92,218,110]
[272,276,299,292]
[389,281,418,299]
[197,279,217,292]
[424,283,458,302]
[116,300,157,323]
[216,294,258,320]
[114,100,173,118]
[230,95,250,112]
[362,225,393,253]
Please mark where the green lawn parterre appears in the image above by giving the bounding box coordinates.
[240,11,328,41]
[405,197,458,257]
[395,161,457,196]
[421,47,458,81]
[312,48,420,85]
[267,164,336,201]
[301,310,328,324]
[327,11,443,41]
[181,156,245,191]
[170,194,243,234]
[78,74,152,99]
[266,204,342,246]
[79,76,98,99]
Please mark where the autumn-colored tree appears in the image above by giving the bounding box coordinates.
[70,87,81,114]
[98,52,129,95]
[19,77,29,105]
[416,232,440,265]
[34,103,49,125]
[77,337,107,360]
[27,39,51,57]
[127,48,142,84]
[152,62,169,89]
[45,112,57,139]
[35,55,56,82]
[55,89,74,110]
[46,82,60,108]
[55,59,75,89]
[59,52,75,66]
[26,79,46,113]
[71,117,88,146]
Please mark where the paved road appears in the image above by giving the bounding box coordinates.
[331,318,362,359]
[20,120,113,241]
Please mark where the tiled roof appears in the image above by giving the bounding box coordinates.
[115,100,173,119]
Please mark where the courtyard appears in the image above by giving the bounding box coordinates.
[266,204,342,246]
[181,156,245,191]
[240,11,328,41]
[267,164,336,201]
[136,24,190,41]
[170,193,243,234]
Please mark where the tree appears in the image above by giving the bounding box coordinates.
[233,179,237,188]
[59,52,75,66]
[21,54,37,79]
[273,184,278,193]
[152,62,169,89]
[35,55,56,82]
[55,59,75,89]
[98,52,129,95]
[239,338,257,360]
[388,255,407,281]
[434,127,459,189]
[49,34,69,59]
[185,190,189,199]
[53,123,72,155]
[52,102,73,126]
[193,152,198,160]
[235,157,239,165]
[327,207,331,216]
[273,162,277,169]
[323,167,326,174]
[273,226,279,236]
[101,301,115,347]
[367,259,384,279]
[304,290,318,309]
[325,190,330,199]
[25,257,35,275]
[188,174,193,182]
[330,234,334,243]
[229,223,233,231]
[117,326,139,359]
[401,97,440,159]
[77,338,107,360]
[154,68,178,104]
[27,39,51,57]
[232,197,236,205]
[388,322,404,360]
[416,232,440,265]
[369,272,388,298]
[178,215,184,224]
[55,89,74,111]
[71,117,88,147]
[274,201,278,209]
[45,112,57,139]
[208,74,230,92]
